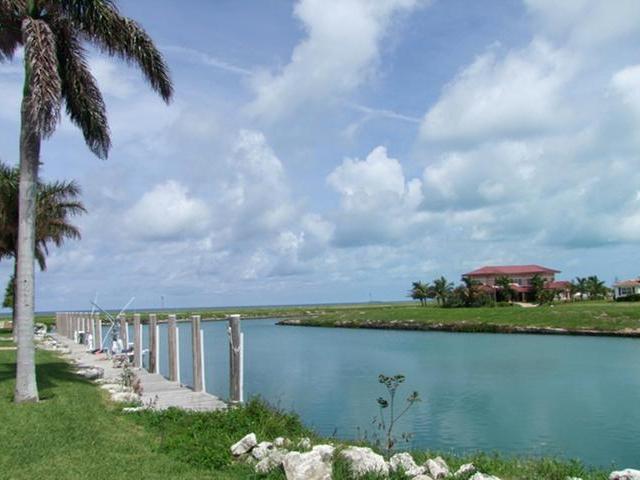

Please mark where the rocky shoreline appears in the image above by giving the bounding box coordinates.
[277,318,640,338]
[230,432,639,480]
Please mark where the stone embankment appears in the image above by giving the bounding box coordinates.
[278,318,640,338]
[230,432,639,480]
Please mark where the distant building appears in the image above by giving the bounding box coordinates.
[462,265,563,302]
[612,279,640,299]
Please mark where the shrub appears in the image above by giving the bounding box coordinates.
[615,293,640,302]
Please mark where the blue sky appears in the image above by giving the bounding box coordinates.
[2,0,640,310]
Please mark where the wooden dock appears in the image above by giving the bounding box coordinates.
[52,333,227,412]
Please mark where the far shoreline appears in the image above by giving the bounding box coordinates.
[277,318,640,339]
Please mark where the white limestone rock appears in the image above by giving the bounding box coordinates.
[610,470,640,480]
[75,367,104,380]
[455,463,477,476]
[231,433,257,456]
[255,449,287,474]
[252,441,274,460]
[340,446,389,478]
[111,391,139,403]
[389,452,426,476]
[283,450,332,480]
[413,476,435,480]
[426,456,450,479]
[470,473,502,480]
[311,444,335,462]
[274,437,290,448]
[297,437,312,450]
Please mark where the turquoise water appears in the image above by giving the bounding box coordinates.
[126,319,639,467]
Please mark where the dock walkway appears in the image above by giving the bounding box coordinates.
[51,333,226,412]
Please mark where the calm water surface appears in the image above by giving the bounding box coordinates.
[127,318,640,467]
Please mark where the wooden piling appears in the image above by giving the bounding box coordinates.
[191,315,204,392]
[148,314,158,374]
[133,314,142,368]
[119,314,129,348]
[229,314,243,404]
[168,314,179,382]
[95,316,103,351]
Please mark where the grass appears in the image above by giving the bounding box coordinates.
[279,301,640,335]
[0,334,611,479]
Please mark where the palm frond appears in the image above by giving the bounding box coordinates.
[53,18,110,159]
[22,17,61,137]
[59,0,173,102]
[0,0,25,60]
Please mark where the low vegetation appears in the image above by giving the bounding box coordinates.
[0,333,610,479]
[280,301,640,334]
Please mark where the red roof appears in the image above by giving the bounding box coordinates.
[463,265,560,277]
[545,281,572,290]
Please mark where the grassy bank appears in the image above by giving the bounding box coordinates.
[0,334,611,479]
[278,301,640,336]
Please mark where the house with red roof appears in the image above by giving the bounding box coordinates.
[462,265,570,302]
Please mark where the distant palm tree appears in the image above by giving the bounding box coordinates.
[409,281,430,306]
[494,275,514,302]
[529,274,545,303]
[432,276,453,306]
[586,275,607,300]
[573,277,588,301]
[460,277,481,306]
[0,162,86,328]
[0,0,172,402]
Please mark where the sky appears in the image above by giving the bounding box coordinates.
[2,0,640,311]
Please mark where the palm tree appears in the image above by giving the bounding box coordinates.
[586,275,607,300]
[432,276,453,306]
[0,162,86,328]
[573,277,588,301]
[529,274,545,303]
[460,277,481,307]
[409,281,430,306]
[0,1,172,402]
[494,275,514,302]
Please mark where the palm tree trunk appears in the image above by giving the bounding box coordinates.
[14,92,40,403]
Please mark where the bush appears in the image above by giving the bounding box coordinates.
[131,397,312,470]
[615,293,640,302]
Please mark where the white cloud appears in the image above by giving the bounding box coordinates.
[124,180,210,241]
[248,0,424,121]
[524,0,640,47]
[328,146,426,246]
[419,39,577,144]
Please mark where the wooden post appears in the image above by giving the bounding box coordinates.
[119,314,129,348]
[168,314,179,382]
[88,313,95,350]
[95,316,103,351]
[149,314,158,374]
[133,314,142,368]
[229,314,243,404]
[191,315,204,392]
[74,313,80,343]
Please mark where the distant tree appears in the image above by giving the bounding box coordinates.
[586,275,607,300]
[530,274,545,303]
[495,275,514,302]
[0,162,86,327]
[3,273,14,309]
[573,277,588,301]
[409,281,430,306]
[460,277,482,307]
[432,276,453,306]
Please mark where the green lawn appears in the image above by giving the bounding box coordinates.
[0,338,610,479]
[280,301,640,334]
